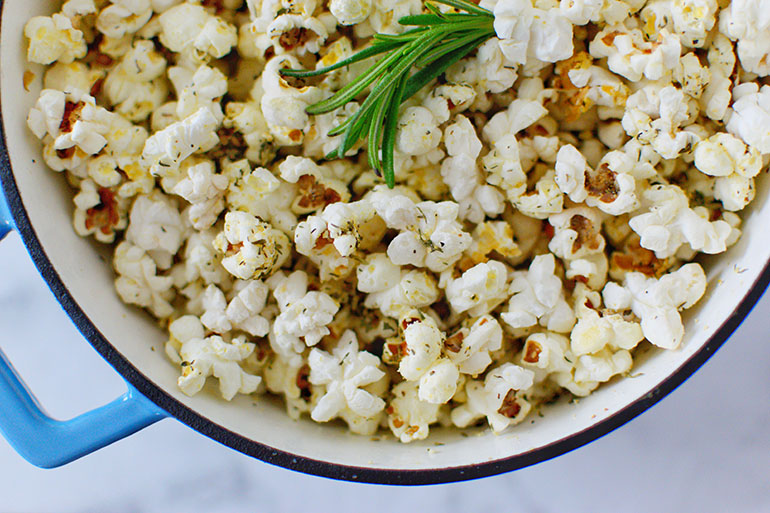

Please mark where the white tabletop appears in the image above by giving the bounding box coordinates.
[0,231,767,512]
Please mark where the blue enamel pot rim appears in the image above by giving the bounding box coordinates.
[2,8,770,487]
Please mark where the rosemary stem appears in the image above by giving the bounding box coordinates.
[286,0,496,187]
[306,33,426,114]
[382,73,408,187]
[279,41,400,78]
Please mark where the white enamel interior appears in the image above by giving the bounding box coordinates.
[2,1,768,473]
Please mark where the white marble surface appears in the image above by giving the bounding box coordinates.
[0,230,768,512]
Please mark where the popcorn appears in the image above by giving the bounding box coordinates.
[719,0,770,76]
[556,54,630,121]
[358,254,440,319]
[493,0,574,65]
[446,39,518,98]
[423,85,476,125]
[519,331,572,375]
[263,356,315,419]
[671,0,717,48]
[125,191,184,268]
[72,179,129,243]
[278,156,349,214]
[40,142,89,175]
[516,317,632,396]
[222,160,296,234]
[267,14,328,56]
[387,381,441,443]
[367,0,422,35]
[501,254,576,333]
[570,286,644,356]
[308,330,387,433]
[460,221,521,270]
[158,3,237,60]
[558,0,606,25]
[395,312,445,381]
[597,121,628,151]
[383,310,460,404]
[694,133,763,211]
[441,115,505,223]
[27,89,117,156]
[150,0,181,13]
[200,281,271,336]
[622,84,700,159]
[226,282,272,337]
[260,55,324,145]
[369,186,472,272]
[104,40,168,122]
[629,184,735,258]
[222,101,275,165]
[514,169,564,219]
[172,229,227,287]
[165,314,204,364]
[178,333,261,400]
[113,241,175,318]
[603,263,707,349]
[171,64,228,122]
[418,359,461,404]
[589,26,681,82]
[565,253,609,290]
[483,99,549,143]
[150,102,179,132]
[268,270,340,365]
[481,99,550,208]
[674,53,710,99]
[44,62,104,95]
[356,252,401,293]
[556,347,633,396]
[726,84,770,154]
[294,219,357,282]
[609,233,673,281]
[293,194,382,282]
[62,0,97,18]
[330,0,372,25]
[86,156,123,188]
[445,261,509,317]
[451,363,534,433]
[701,73,732,122]
[95,0,153,39]
[24,14,87,65]
[555,145,650,216]
[295,199,377,259]
[213,211,291,281]
[171,159,228,229]
[713,175,757,214]
[445,315,503,376]
[396,106,441,157]
[99,35,134,59]
[548,207,606,261]
[141,107,220,171]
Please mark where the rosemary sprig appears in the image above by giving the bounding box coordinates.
[280,0,495,187]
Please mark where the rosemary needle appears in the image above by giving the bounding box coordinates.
[280,0,496,187]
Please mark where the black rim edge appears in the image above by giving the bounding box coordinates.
[2,15,769,487]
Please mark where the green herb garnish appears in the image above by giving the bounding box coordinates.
[280,0,495,187]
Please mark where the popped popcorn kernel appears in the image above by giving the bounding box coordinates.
[25,14,87,65]
[213,211,290,281]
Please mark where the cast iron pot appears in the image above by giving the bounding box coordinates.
[1,0,768,485]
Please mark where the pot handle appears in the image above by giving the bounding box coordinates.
[0,192,168,468]
[0,187,11,241]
